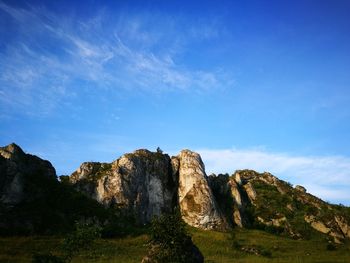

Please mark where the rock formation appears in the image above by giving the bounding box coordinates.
[217,170,350,243]
[0,143,110,235]
[0,143,56,205]
[70,149,177,224]
[68,148,350,242]
[69,149,226,229]
[1,143,350,243]
[176,150,227,230]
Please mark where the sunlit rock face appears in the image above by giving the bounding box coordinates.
[70,149,177,224]
[0,143,56,205]
[70,148,227,229]
[176,150,227,230]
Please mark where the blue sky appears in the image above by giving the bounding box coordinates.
[1,0,350,204]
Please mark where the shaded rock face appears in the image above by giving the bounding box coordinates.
[176,150,227,230]
[70,150,177,224]
[208,173,253,228]
[0,143,56,205]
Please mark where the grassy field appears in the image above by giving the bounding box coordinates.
[0,228,349,263]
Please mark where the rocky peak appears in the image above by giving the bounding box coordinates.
[295,185,307,193]
[69,149,177,224]
[0,143,25,161]
[69,148,227,230]
[0,143,56,205]
[177,150,227,230]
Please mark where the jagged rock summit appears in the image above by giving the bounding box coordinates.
[70,149,177,224]
[69,148,227,230]
[69,147,350,243]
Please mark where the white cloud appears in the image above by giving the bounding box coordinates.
[0,2,233,117]
[197,148,350,205]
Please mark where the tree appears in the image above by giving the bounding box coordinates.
[142,210,203,263]
[156,147,163,154]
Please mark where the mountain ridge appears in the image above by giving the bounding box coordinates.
[1,143,350,243]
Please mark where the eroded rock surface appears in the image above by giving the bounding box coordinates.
[177,150,227,230]
[70,150,177,224]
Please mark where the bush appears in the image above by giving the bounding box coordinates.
[61,222,101,261]
[260,248,272,257]
[148,210,202,263]
[326,242,337,251]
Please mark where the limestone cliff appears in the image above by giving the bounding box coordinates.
[69,149,177,224]
[176,150,227,230]
[69,149,350,241]
[69,149,227,230]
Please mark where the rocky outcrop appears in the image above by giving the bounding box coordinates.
[0,143,56,205]
[304,215,331,234]
[70,149,227,230]
[212,169,350,243]
[335,216,350,238]
[295,185,307,193]
[69,150,177,224]
[176,150,227,230]
[0,143,107,235]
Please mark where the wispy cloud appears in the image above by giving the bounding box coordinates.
[0,2,233,117]
[197,148,350,204]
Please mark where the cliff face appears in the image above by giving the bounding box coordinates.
[176,150,227,230]
[0,143,56,205]
[70,150,177,225]
[70,149,227,229]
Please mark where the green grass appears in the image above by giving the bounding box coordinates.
[192,228,350,263]
[1,228,349,263]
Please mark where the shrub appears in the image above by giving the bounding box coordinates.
[326,242,337,251]
[61,222,101,261]
[148,210,202,263]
